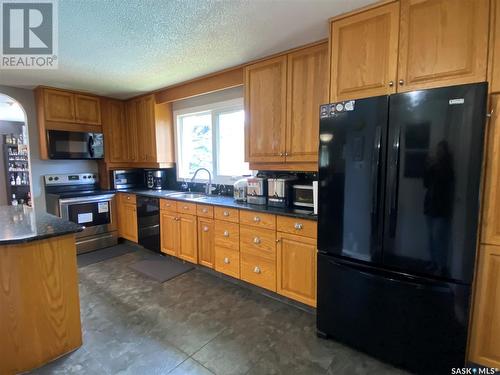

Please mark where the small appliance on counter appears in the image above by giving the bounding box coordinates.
[233,177,248,202]
[268,176,297,208]
[247,177,267,205]
[111,169,144,189]
[146,169,168,190]
[291,183,315,210]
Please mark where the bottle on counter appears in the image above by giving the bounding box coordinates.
[11,194,18,206]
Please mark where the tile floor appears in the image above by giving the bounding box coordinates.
[33,246,409,375]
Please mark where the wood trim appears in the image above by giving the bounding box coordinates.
[155,67,244,103]
[328,0,397,22]
[488,0,500,93]
[105,161,175,169]
[249,162,318,172]
[35,87,49,159]
[44,121,102,133]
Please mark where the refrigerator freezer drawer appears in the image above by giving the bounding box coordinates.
[316,253,471,374]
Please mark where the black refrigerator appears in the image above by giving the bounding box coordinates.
[317,83,487,374]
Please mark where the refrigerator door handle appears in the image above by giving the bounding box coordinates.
[370,126,382,215]
[389,127,401,237]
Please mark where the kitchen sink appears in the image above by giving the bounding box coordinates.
[166,192,206,200]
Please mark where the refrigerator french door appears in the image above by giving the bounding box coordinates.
[317,83,488,374]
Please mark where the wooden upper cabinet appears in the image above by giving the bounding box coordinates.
[469,244,500,368]
[43,89,76,122]
[125,99,139,162]
[481,95,500,245]
[330,2,400,101]
[397,0,489,92]
[102,98,126,163]
[286,43,329,163]
[489,0,500,93]
[245,55,287,163]
[74,94,101,125]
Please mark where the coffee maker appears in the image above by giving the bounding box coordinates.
[146,170,168,190]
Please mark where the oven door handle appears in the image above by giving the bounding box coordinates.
[58,194,116,205]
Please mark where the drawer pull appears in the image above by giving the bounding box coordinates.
[223,230,229,237]
[253,266,261,274]
[294,223,303,230]
[223,211,230,217]
[203,226,209,232]
[224,257,230,264]
[183,206,189,210]
[127,196,130,200]
[202,208,208,213]
[253,237,261,244]
[253,216,261,223]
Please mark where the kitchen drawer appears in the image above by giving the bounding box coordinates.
[239,210,276,230]
[177,201,197,215]
[277,216,317,238]
[197,204,214,218]
[160,199,177,212]
[119,193,136,205]
[214,221,240,250]
[240,225,276,260]
[215,246,240,279]
[214,206,239,223]
[240,252,276,292]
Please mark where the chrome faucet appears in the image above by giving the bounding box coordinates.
[191,168,212,195]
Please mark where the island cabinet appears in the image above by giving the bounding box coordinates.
[159,199,198,263]
[329,0,489,101]
[244,42,329,171]
[117,193,138,243]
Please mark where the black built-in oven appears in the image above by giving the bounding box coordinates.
[47,130,104,159]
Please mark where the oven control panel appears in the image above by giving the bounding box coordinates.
[44,173,98,185]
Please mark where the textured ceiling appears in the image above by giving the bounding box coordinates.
[0,0,374,99]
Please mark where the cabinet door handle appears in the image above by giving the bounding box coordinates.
[388,81,394,87]
[203,226,209,232]
[279,152,284,157]
[294,223,303,230]
[183,206,188,210]
[224,257,230,264]
[253,216,260,223]
[253,266,261,274]
[202,208,208,213]
[223,211,229,217]
[276,239,281,243]
[253,237,261,244]
[284,152,288,156]
[223,230,229,237]
[398,79,404,86]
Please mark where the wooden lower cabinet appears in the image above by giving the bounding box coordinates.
[277,232,317,307]
[215,246,240,278]
[160,210,179,256]
[240,252,276,292]
[469,244,500,368]
[178,214,198,264]
[117,194,137,242]
[198,218,214,268]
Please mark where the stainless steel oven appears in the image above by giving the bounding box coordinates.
[45,173,118,254]
[47,130,104,160]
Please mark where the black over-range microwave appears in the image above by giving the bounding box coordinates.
[47,130,104,160]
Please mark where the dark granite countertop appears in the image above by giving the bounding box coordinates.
[118,189,317,221]
[0,205,83,245]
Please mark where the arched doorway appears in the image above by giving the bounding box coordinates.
[0,93,33,207]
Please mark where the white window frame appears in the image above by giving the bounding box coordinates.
[174,98,248,185]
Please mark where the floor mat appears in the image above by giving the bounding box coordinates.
[77,243,136,268]
[129,257,194,282]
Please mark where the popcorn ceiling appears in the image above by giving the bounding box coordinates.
[0,0,372,99]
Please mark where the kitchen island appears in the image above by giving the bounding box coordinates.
[0,205,83,375]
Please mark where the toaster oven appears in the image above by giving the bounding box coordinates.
[292,184,314,209]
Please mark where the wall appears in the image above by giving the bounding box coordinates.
[0,85,98,211]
